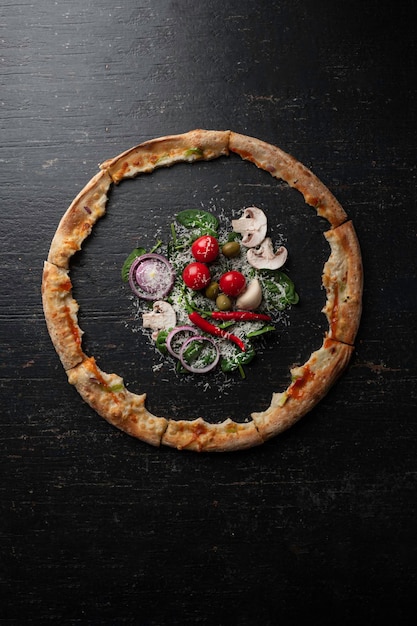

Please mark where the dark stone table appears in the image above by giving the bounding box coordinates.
[1,1,416,623]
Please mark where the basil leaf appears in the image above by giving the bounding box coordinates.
[176,209,219,235]
[121,247,146,282]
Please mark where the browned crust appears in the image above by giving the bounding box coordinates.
[42,129,362,451]
[229,131,347,228]
[101,129,231,184]
[322,221,363,345]
[67,357,168,447]
[252,338,353,439]
[47,170,112,269]
[161,417,263,452]
[42,261,86,371]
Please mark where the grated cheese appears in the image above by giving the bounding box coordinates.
[126,201,295,385]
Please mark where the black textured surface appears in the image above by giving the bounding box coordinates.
[1,1,416,624]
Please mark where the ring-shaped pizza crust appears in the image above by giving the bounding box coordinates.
[42,129,363,452]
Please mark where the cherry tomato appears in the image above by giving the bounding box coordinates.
[182,262,211,290]
[191,235,219,263]
[219,271,246,297]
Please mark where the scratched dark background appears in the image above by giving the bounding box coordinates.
[1,1,416,624]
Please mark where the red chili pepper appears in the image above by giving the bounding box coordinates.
[209,311,271,322]
[188,312,246,352]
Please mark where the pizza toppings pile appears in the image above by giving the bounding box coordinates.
[122,206,298,378]
[42,129,363,452]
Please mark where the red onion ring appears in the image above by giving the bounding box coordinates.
[128,253,175,300]
[179,335,220,374]
[165,325,199,359]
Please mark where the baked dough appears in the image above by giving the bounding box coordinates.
[67,357,168,447]
[42,130,363,451]
[228,131,348,228]
[48,170,112,269]
[251,338,354,439]
[322,221,363,345]
[101,129,230,183]
[42,261,85,371]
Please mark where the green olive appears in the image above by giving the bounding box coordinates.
[222,241,241,258]
[216,294,233,311]
[205,281,220,300]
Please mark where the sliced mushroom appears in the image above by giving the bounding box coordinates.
[235,278,263,311]
[142,301,177,340]
[231,207,267,248]
[246,238,288,270]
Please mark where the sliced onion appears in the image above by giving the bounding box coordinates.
[128,253,175,301]
[179,335,220,374]
[166,325,199,359]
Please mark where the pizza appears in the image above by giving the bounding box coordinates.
[42,129,363,452]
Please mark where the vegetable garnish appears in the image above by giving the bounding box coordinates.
[182,262,211,291]
[191,235,219,263]
[220,342,255,373]
[258,269,300,310]
[176,209,219,236]
[121,247,146,282]
[246,325,275,338]
[123,206,299,376]
[188,311,246,352]
[207,311,272,322]
[166,325,199,359]
[179,335,220,374]
[218,271,246,297]
[128,253,175,301]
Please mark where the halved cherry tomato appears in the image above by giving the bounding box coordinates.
[182,262,211,290]
[191,235,219,263]
[219,271,246,297]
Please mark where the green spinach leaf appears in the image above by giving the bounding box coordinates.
[221,343,256,373]
[121,247,146,282]
[259,269,299,310]
[176,209,219,236]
